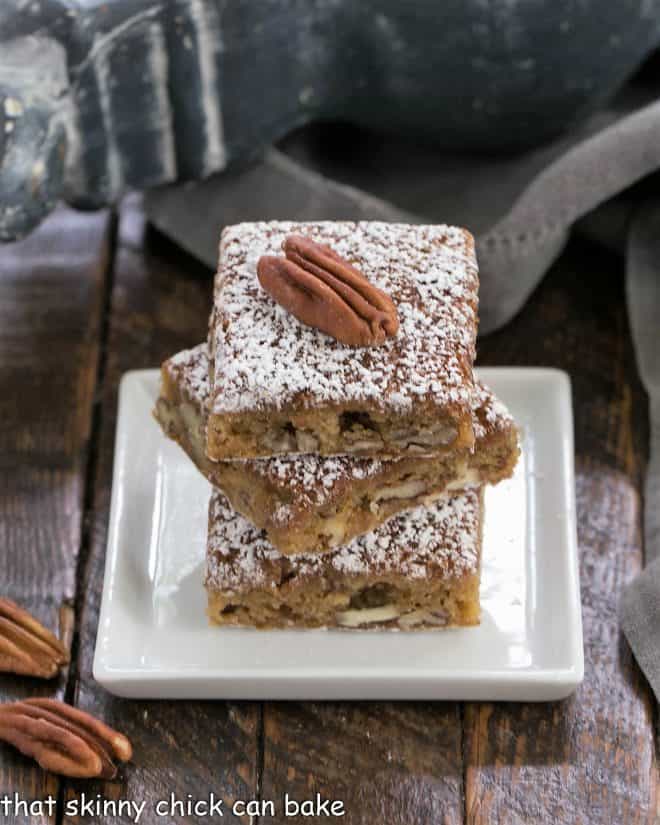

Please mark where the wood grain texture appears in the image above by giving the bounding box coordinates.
[0,208,112,823]
[261,702,464,825]
[468,237,657,823]
[61,195,260,824]
[2,204,656,825]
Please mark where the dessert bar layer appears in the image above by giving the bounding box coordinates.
[206,488,483,630]
[155,345,518,556]
[208,221,479,459]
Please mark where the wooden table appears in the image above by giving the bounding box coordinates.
[1,197,658,824]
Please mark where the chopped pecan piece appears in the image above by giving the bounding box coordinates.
[257,234,399,347]
[0,698,132,778]
[0,598,69,679]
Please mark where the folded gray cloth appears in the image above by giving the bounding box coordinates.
[622,206,660,703]
[622,558,660,703]
[145,79,660,701]
[146,83,660,333]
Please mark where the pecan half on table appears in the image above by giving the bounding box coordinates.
[257,234,399,347]
[0,698,132,778]
[0,598,69,678]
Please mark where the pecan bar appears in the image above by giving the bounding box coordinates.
[206,488,483,629]
[155,345,517,556]
[207,221,479,459]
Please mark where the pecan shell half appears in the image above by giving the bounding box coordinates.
[0,598,69,679]
[257,234,399,347]
[0,698,132,778]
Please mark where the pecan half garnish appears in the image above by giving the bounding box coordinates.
[0,598,69,678]
[0,698,132,778]
[257,234,399,347]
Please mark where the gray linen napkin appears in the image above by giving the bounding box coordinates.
[145,82,660,699]
[145,84,660,333]
[622,206,660,703]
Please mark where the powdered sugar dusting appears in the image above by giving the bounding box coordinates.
[205,489,482,595]
[163,344,515,526]
[256,453,385,526]
[210,221,478,415]
[168,344,209,401]
[471,381,515,442]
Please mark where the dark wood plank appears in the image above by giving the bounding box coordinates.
[0,208,112,822]
[62,194,259,824]
[466,237,657,823]
[262,702,464,824]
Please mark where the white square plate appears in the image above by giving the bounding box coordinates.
[94,367,582,701]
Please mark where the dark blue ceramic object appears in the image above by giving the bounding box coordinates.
[1,0,659,240]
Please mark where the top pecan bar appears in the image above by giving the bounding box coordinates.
[208,221,479,460]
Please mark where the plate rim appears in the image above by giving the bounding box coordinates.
[93,366,583,701]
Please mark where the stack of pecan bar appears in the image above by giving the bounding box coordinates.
[155,221,519,630]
